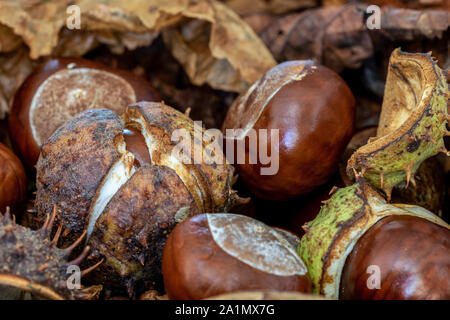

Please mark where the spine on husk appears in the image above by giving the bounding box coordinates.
[0,207,102,300]
[347,49,449,199]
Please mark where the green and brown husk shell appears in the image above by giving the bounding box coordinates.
[298,178,449,299]
[347,49,449,199]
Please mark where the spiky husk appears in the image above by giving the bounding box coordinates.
[340,127,447,215]
[298,178,449,299]
[35,102,246,296]
[347,49,449,199]
[85,164,200,295]
[36,109,124,248]
[0,210,101,300]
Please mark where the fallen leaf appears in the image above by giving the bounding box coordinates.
[0,0,276,118]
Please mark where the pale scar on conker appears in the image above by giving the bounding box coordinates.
[222,59,355,201]
[162,213,311,300]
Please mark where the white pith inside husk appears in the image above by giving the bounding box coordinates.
[86,141,136,240]
[85,107,213,241]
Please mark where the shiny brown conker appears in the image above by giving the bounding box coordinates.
[222,60,355,201]
[0,142,27,216]
[162,213,312,300]
[340,215,450,300]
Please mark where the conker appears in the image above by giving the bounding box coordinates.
[0,142,27,216]
[35,101,242,296]
[299,178,450,299]
[9,57,160,172]
[340,214,450,299]
[162,213,312,300]
[222,60,355,200]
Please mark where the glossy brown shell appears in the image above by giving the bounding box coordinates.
[162,214,311,300]
[340,215,450,300]
[0,143,27,216]
[222,60,355,200]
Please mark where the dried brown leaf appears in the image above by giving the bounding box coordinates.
[364,0,449,10]
[255,4,449,72]
[364,7,449,96]
[221,0,318,15]
[0,47,39,118]
[259,4,373,72]
[242,13,275,35]
[74,284,103,300]
[325,0,449,10]
[322,0,349,5]
[140,289,168,300]
[375,7,449,40]
[0,24,22,53]
[163,1,276,92]
[0,0,276,118]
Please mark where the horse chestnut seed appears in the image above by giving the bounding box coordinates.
[340,214,450,299]
[162,213,312,300]
[9,57,160,172]
[222,60,355,200]
[0,142,27,216]
[299,179,450,299]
